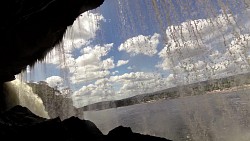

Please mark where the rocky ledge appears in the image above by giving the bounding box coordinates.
[0,105,172,141]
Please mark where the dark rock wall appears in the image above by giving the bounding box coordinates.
[0,0,104,118]
[0,0,104,82]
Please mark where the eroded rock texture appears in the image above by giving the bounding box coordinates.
[0,0,104,82]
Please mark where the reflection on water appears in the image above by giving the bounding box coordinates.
[84,87,250,141]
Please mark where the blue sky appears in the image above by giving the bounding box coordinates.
[19,0,250,108]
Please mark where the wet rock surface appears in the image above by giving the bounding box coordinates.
[27,82,84,120]
[0,105,172,141]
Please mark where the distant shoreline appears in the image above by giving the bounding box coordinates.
[206,84,250,95]
[80,72,250,111]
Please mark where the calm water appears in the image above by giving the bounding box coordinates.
[84,87,250,141]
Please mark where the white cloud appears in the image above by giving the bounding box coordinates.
[45,12,105,65]
[157,12,250,84]
[64,12,104,48]
[71,69,110,84]
[44,43,115,84]
[110,72,158,82]
[71,43,114,83]
[112,70,119,75]
[78,43,112,63]
[41,12,117,105]
[118,33,160,56]
[127,66,133,70]
[116,60,129,67]
[45,76,64,88]
[109,72,174,96]
[72,72,176,107]
[43,6,250,108]
[117,75,175,97]
[72,78,115,107]
[158,13,237,70]
[102,58,115,70]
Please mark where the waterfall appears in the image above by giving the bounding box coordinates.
[14,0,250,140]
[3,79,50,119]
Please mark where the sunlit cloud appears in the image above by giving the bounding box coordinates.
[32,3,250,108]
[45,12,105,65]
[72,78,115,107]
[45,76,64,89]
[157,12,250,84]
[158,13,237,70]
[71,43,114,84]
[116,60,129,67]
[72,72,175,107]
[64,12,105,49]
[112,70,119,75]
[118,33,160,56]
[109,72,173,95]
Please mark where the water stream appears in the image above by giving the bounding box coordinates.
[3,79,49,118]
[10,0,250,140]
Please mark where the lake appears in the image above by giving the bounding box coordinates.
[84,87,250,141]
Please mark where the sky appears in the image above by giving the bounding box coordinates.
[19,0,250,108]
